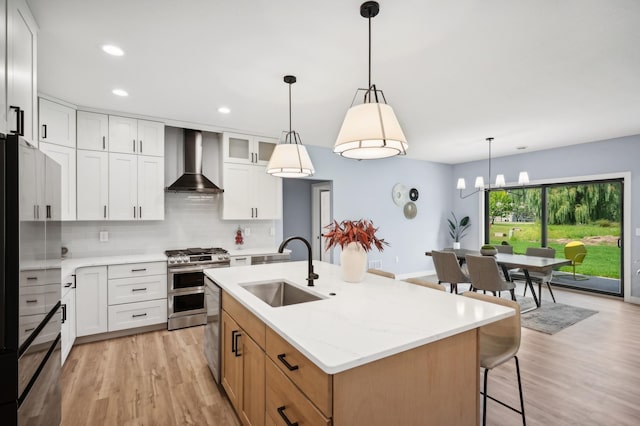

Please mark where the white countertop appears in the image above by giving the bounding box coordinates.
[62,253,167,277]
[204,261,515,374]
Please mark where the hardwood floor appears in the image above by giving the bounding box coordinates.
[61,326,240,426]
[62,286,640,425]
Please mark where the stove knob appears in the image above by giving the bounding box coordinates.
[168,258,174,264]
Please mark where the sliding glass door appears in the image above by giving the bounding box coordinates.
[485,179,623,296]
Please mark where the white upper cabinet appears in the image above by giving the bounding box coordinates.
[7,0,37,142]
[109,116,164,156]
[39,142,76,220]
[0,0,7,134]
[38,98,76,148]
[221,163,253,220]
[109,152,138,220]
[222,132,277,166]
[137,155,164,220]
[76,149,108,220]
[18,140,44,221]
[77,111,108,151]
[253,165,281,219]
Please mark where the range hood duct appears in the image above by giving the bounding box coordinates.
[166,129,224,193]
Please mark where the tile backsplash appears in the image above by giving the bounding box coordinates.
[63,192,279,258]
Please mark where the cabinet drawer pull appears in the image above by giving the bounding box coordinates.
[26,276,38,281]
[25,299,38,304]
[131,268,147,272]
[277,406,299,426]
[277,354,299,371]
[131,288,147,292]
[42,124,47,139]
[235,257,247,261]
[64,283,73,288]
[132,313,147,318]
[25,327,35,333]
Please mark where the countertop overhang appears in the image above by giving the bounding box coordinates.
[205,261,515,374]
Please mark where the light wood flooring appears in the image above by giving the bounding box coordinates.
[62,285,640,426]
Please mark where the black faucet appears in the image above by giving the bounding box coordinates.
[278,236,319,286]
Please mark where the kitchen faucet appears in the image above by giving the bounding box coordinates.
[278,236,319,286]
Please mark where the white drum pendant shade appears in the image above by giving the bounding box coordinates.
[266,143,315,178]
[334,103,408,159]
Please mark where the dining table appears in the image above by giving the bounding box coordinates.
[425,248,572,308]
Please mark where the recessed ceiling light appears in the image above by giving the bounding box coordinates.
[218,107,231,114]
[112,89,128,97]
[102,44,124,56]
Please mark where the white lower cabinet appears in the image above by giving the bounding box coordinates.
[61,287,76,365]
[107,299,167,332]
[75,266,108,337]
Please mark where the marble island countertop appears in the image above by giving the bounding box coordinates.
[204,261,514,374]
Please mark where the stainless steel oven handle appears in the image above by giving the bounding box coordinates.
[168,265,212,273]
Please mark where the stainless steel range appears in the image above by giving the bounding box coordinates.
[165,248,230,330]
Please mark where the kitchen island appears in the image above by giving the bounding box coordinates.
[205,261,514,426]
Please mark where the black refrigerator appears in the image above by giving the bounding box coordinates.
[1,134,62,425]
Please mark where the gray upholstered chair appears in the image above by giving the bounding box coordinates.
[463,292,525,426]
[465,254,516,300]
[495,244,514,254]
[404,278,446,292]
[367,269,395,279]
[431,250,471,294]
[510,247,557,304]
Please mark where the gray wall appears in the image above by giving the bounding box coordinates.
[282,179,313,261]
[452,135,640,297]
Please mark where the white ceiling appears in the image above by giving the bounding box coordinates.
[27,0,640,164]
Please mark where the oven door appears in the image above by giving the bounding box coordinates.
[168,266,208,292]
[168,291,206,318]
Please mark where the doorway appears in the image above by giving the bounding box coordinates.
[485,179,623,296]
[311,182,332,261]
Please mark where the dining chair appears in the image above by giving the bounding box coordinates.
[511,247,557,303]
[431,250,471,294]
[367,269,396,279]
[564,241,588,280]
[465,254,516,300]
[463,292,525,426]
[404,278,446,291]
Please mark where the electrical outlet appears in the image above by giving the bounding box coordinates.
[99,231,108,242]
[395,256,400,263]
[369,260,382,269]
[636,227,640,237]
[244,227,251,236]
[269,227,275,236]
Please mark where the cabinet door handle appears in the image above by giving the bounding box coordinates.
[277,354,299,371]
[19,109,25,136]
[139,206,142,219]
[140,140,143,153]
[10,106,20,134]
[134,206,137,218]
[277,406,299,426]
[104,205,107,218]
[131,287,147,292]
[102,136,106,150]
[133,139,136,152]
[42,124,47,139]
[33,205,37,219]
[62,304,67,323]
[46,205,51,219]
[131,268,147,272]
[36,205,40,219]
[231,330,241,357]
[255,207,258,218]
[132,313,147,318]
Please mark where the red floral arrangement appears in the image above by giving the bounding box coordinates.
[323,219,389,252]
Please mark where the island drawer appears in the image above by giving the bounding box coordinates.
[266,327,332,417]
[266,359,331,426]
[108,262,167,279]
[222,291,265,349]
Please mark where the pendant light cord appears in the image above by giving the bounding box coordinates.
[368,14,372,96]
[289,82,292,136]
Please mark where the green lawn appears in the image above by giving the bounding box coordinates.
[488,222,621,278]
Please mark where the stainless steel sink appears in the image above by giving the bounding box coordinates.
[240,280,324,307]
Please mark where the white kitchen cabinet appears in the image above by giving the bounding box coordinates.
[108,153,164,220]
[221,163,281,220]
[109,116,164,156]
[77,111,108,151]
[75,266,108,337]
[222,132,277,166]
[76,149,109,220]
[137,155,164,220]
[7,0,37,142]
[18,140,44,221]
[61,287,76,365]
[39,142,76,220]
[230,255,251,267]
[0,0,7,134]
[38,98,76,148]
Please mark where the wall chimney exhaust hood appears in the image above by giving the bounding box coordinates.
[166,129,224,193]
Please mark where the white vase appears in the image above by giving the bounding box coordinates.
[452,242,461,249]
[340,242,367,283]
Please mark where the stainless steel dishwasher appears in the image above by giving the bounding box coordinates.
[251,252,291,265]
[204,277,221,383]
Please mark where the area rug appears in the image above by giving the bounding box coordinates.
[521,303,598,334]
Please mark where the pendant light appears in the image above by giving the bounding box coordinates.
[267,75,315,178]
[334,1,408,160]
[457,137,530,198]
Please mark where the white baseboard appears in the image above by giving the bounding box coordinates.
[625,295,640,305]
